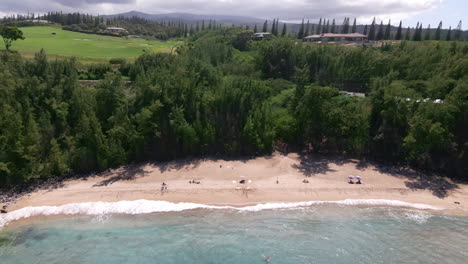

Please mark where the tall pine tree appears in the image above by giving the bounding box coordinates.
[368,17,376,40]
[351,18,357,33]
[305,20,310,36]
[341,17,350,34]
[272,18,276,35]
[262,20,268,32]
[298,19,305,39]
[324,19,330,33]
[395,21,402,40]
[331,19,336,33]
[434,21,442,40]
[419,23,423,40]
[404,26,411,40]
[281,23,287,36]
[454,20,462,41]
[376,21,384,40]
[316,18,322,34]
[446,26,452,41]
[384,20,391,40]
[424,24,431,40]
[413,22,420,41]
[276,19,279,36]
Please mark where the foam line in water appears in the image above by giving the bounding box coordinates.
[0,199,442,228]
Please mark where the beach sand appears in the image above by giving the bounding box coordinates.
[6,153,468,214]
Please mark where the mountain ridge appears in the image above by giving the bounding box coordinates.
[104,11,266,24]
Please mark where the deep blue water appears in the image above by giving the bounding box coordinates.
[1,205,468,264]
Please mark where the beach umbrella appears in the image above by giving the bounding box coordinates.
[348,175,355,179]
[356,176,362,180]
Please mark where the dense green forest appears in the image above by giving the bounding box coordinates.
[0,28,467,187]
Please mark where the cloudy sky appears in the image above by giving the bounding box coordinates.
[0,0,466,28]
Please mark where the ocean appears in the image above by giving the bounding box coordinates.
[1,200,467,264]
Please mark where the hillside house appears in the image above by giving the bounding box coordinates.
[252,32,272,40]
[25,19,49,23]
[107,27,128,33]
[303,33,367,43]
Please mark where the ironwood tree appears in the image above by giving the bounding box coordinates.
[0,26,24,50]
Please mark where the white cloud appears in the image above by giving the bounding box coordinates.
[0,0,443,25]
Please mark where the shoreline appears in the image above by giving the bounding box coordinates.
[2,153,468,227]
[2,198,465,230]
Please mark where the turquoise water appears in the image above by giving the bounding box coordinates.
[1,205,468,264]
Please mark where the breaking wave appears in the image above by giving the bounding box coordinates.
[0,199,442,228]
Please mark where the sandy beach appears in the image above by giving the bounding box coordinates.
[3,153,467,216]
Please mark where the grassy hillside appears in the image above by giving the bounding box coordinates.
[1,26,179,62]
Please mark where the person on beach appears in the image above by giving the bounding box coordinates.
[356,176,362,184]
[348,176,355,184]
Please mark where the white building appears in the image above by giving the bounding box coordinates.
[303,33,368,43]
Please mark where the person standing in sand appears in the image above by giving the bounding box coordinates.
[160,182,167,193]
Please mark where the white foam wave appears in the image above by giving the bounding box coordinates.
[403,211,432,224]
[0,199,442,228]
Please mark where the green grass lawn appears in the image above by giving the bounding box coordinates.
[1,26,179,63]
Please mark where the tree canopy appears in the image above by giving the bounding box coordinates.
[0,28,467,188]
[0,26,25,50]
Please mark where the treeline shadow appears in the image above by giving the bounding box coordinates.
[151,154,262,174]
[372,164,459,198]
[81,154,263,187]
[93,165,151,187]
[291,153,349,176]
[156,159,202,174]
[291,153,459,198]
[0,176,66,206]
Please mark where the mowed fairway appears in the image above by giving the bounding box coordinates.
[2,26,178,62]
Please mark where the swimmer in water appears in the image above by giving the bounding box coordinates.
[263,256,270,262]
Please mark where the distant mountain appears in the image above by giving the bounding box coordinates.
[104,11,265,25]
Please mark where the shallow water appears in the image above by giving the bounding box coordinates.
[1,205,467,264]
